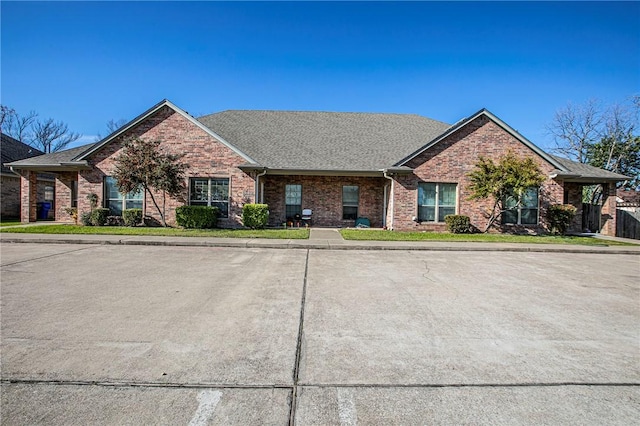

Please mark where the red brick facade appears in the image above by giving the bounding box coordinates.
[74,106,255,227]
[16,105,620,235]
[394,116,564,232]
[263,175,386,227]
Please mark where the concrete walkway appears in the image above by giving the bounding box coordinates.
[1,229,639,254]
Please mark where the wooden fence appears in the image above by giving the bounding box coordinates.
[617,208,640,240]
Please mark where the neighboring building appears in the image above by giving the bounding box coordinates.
[6,99,630,234]
[1,133,54,218]
[617,189,640,208]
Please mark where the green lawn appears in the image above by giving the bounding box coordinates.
[0,220,22,227]
[340,229,634,246]
[0,225,309,239]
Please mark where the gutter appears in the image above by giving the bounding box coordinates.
[383,169,395,230]
[255,168,267,204]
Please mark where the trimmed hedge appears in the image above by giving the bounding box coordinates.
[123,208,143,227]
[444,214,471,234]
[548,204,577,235]
[242,204,269,229]
[90,208,110,226]
[176,205,219,229]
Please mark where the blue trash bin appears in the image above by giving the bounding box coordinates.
[38,202,51,220]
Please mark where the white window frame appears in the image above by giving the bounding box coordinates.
[342,185,359,220]
[104,176,143,215]
[417,182,458,223]
[189,177,230,218]
[502,187,540,225]
[285,184,302,219]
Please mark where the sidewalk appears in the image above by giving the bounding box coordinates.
[1,228,639,254]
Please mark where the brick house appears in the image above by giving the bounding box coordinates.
[1,134,55,219]
[6,99,630,234]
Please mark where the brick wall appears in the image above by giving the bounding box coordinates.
[263,175,386,227]
[563,182,583,232]
[20,171,37,222]
[1,175,21,217]
[78,106,254,227]
[54,171,78,223]
[393,116,564,232]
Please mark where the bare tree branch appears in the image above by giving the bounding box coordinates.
[1,107,38,143]
[546,99,603,163]
[31,118,81,153]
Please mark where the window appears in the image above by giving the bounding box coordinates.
[190,177,229,217]
[71,180,78,208]
[285,184,302,219]
[104,177,143,215]
[418,183,457,222]
[342,185,359,220]
[503,187,539,225]
[44,186,54,202]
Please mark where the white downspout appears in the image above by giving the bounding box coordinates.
[383,170,394,230]
[255,168,267,204]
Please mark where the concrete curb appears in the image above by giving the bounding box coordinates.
[1,235,639,255]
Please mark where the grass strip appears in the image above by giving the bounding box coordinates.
[340,229,633,246]
[0,225,310,239]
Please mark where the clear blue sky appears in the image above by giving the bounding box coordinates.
[2,1,639,151]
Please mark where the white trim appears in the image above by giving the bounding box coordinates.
[416,182,458,223]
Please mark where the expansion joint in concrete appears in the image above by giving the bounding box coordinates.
[289,248,310,426]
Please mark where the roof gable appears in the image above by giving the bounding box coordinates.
[396,109,566,171]
[75,99,256,164]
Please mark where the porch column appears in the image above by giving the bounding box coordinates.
[600,182,617,236]
[20,171,38,223]
[564,182,583,232]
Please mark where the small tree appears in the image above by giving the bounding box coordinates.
[467,152,545,233]
[112,137,188,226]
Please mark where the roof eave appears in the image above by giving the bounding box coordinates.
[551,172,631,183]
[6,161,91,172]
[239,166,401,177]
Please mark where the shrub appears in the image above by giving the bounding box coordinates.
[123,208,143,226]
[175,205,219,229]
[87,193,99,210]
[105,215,125,226]
[444,214,471,234]
[242,204,269,229]
[64,207,78,224]
[548,204,577,235]
[80,211,92,226]
[90,208,110,226]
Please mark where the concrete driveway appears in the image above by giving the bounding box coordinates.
[1,243,638,424]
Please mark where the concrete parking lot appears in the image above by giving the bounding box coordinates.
[1,243,638,424]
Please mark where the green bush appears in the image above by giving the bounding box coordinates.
[105,216,125,226]
[175,205,219,229]
[242,204,269,229]
[90,208,110,226]
[80,211,92,226]
[123,208,143,226]
[548,204,577,235]
[444,214,471,234]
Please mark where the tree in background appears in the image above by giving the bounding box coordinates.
[0,105,81,153]
[467,152,545,233]
[96,118,128,141]
[112,137,188,226]
[547,96,639,192]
